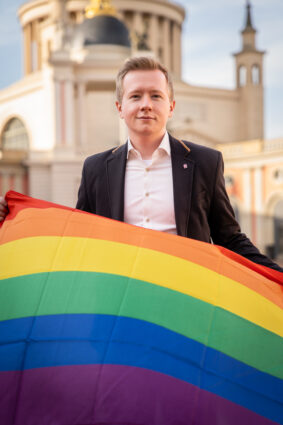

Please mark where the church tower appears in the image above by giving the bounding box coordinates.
[234,1,265,141]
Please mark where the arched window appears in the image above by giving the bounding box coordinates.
[252,64,260,85]
[238,65,247,87]
[1,118,29,158]
[273,168,283,183]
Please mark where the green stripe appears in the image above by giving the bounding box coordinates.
[1,271,282,379]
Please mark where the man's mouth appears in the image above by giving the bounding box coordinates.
[138,116,155,120]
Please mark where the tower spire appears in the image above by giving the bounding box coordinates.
[243,0,255,33]
[240,0,257,50]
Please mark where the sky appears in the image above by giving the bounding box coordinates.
[0,0,282,139]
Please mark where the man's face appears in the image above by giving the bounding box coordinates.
[116,69,175,141]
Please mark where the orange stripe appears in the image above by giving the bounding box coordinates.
[1,203,282,308]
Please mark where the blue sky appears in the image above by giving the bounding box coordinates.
[0,0,282,139]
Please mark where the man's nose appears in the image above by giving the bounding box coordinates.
[140,94,152,110]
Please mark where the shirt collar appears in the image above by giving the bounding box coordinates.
[127,132,171,159]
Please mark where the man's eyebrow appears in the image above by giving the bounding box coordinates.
[127,88,164,95]
[127,89,142,94]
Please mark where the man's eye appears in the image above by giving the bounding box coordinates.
[130,94,140,99]
[152,94,161,98]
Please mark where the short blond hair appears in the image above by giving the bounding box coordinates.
[116,56,174,103]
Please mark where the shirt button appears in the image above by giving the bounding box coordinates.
[146,218,150,222]
[145,168,149,172]
[145,192,149,197]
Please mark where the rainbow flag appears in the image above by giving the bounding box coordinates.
[0,191,282,425]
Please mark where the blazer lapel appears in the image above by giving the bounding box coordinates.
[106,143,128,221]
[170,136,195,237]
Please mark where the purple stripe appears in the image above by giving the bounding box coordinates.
[0,365,278,425]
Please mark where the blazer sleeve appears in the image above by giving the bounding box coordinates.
[209,152,283,272]
[76,159,95,214]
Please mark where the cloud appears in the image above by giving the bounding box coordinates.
[265,41,283,88]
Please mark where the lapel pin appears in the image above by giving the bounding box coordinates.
[183,163,188,169]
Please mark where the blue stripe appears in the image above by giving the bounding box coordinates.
[0,314,282,423]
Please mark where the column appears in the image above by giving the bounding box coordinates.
[254,166,264,249]
[36,19,42,70]
[77,82,87,151]
[162,18,170,69]
[133,11,144,47]
[243,168,252,238]
[54,79,62,146]
[31,20,41,72]
[15,173,23,193]
[24,23,32,75]
[54,78,75,150]
[148,14,159,56]
[254,167,263,212]
[123,11,133,32]
[177,22,182,77]
[32,21,42,72]
[172,22,181,77]
[65,79,75,148]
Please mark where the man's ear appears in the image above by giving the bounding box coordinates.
[116,101,123,118]
[169,100,176,117]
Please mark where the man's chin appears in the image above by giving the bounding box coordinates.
[137,122,157,131]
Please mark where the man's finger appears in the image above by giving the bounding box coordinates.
[0,196,7,207]
[0,196,8,221]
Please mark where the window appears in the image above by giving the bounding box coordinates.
[239,65,247,87]
[1,118,29,155]
[252,64,260,85]
[273,168,283,183]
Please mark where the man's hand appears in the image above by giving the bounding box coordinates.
[0,196,8,222]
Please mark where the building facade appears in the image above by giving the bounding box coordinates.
[0,0,282,262]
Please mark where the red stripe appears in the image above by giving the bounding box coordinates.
[2,191,282,285]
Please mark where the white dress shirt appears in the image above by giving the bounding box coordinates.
[124,132,177,234]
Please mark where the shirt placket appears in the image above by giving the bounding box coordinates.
[143,163,151,228]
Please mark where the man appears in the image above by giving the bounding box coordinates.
[0,57,282,272]
[76,56,282,272]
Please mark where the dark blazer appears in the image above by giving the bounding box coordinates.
[76,134,282,272]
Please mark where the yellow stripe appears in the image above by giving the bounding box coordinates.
[0,236,282,337]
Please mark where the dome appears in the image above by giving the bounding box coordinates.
[72,15,131,49]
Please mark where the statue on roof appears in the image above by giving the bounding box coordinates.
[85,0,116,19]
